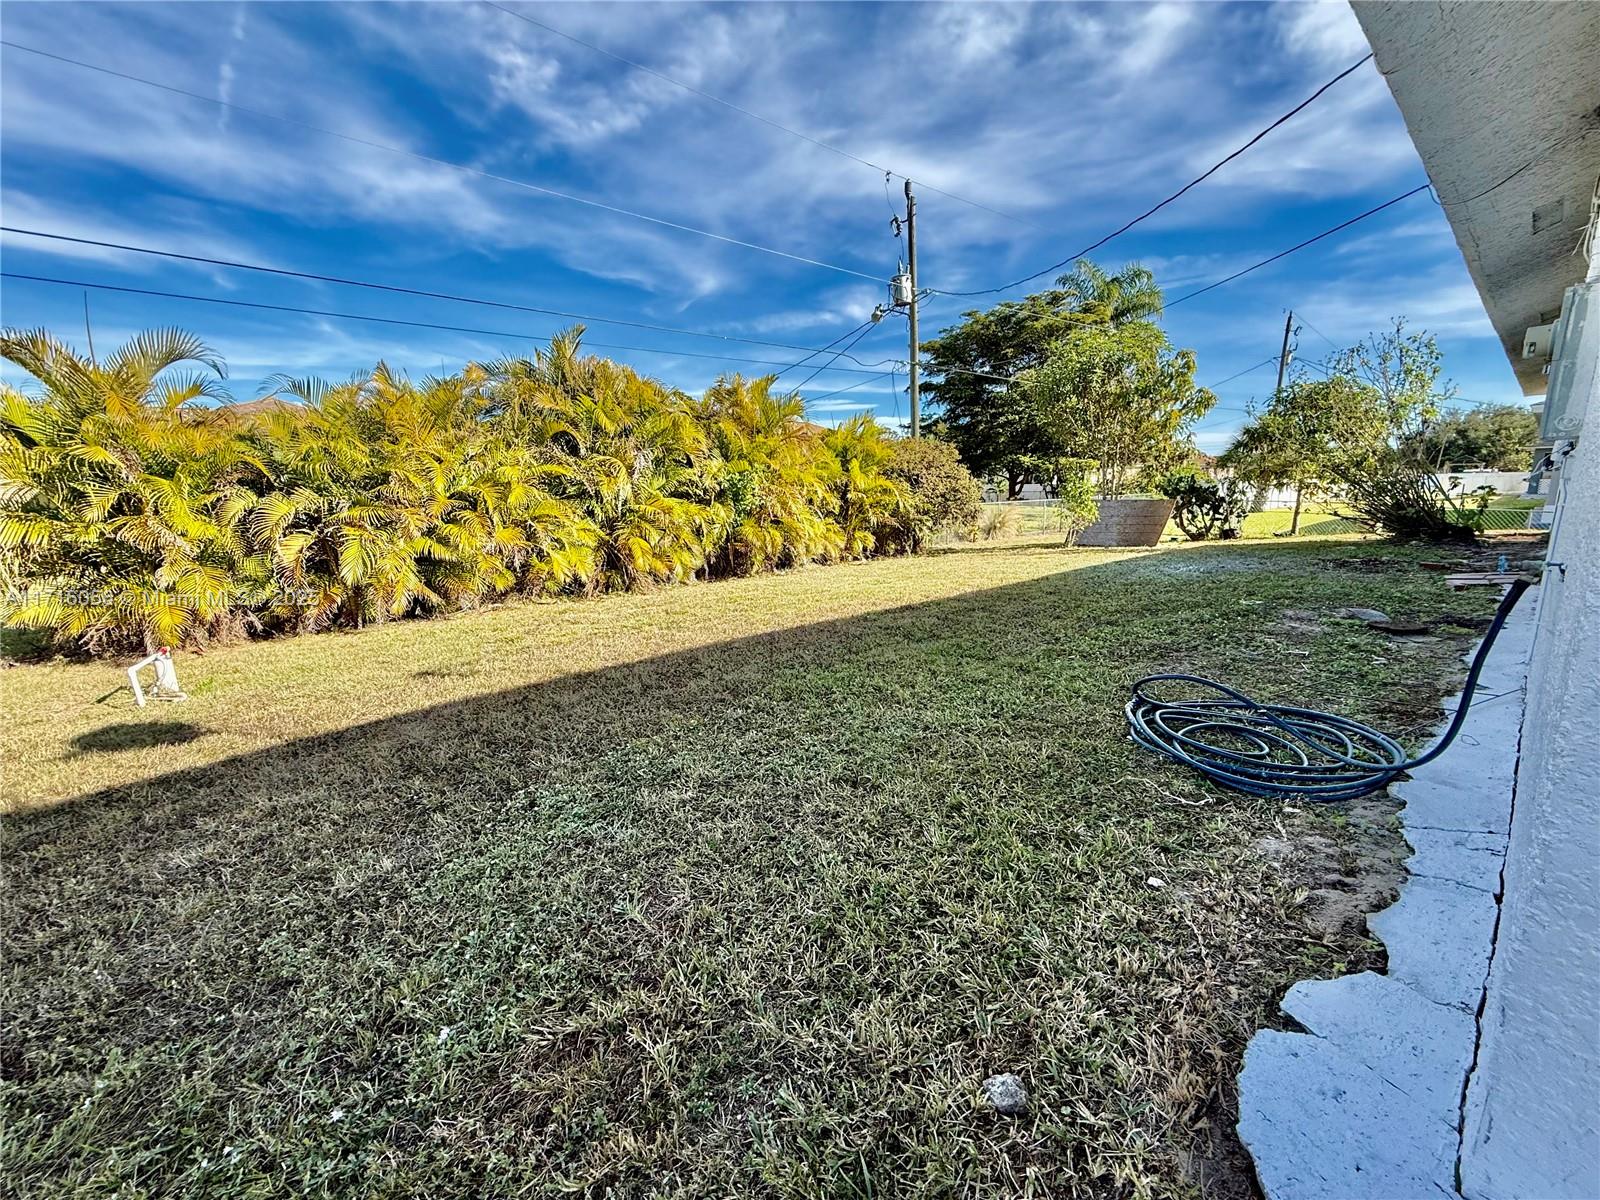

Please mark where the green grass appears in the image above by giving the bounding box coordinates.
[1,538,1498,1197]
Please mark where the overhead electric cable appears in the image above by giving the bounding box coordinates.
[770,318,876,379]
[1296,312,1341,353]
[792,323,879,395]
[483,1,1045,231]
[803,371,893,405]
[1163,185,1431,308]
[0,226,888,364]
[1205,357,1279,388]
[921,185,1427,390]
[930,53,1376,298]
[0,39,880,283]
[1,272,896,376]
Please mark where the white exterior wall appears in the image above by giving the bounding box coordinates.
[1460,273,1600,1199]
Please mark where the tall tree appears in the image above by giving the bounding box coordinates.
[1221,376,1389,534]
[1023,321,1213,498]
[1328,317,1455,441]
[921,260,1164,498]
[1053,260,1164,326]
[1404,404,1539,470]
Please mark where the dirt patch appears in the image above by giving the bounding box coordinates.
[1256,795,1408,941]
[1278,608,1326,635]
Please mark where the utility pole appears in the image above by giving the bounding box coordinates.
[1275,309,1306,535]
[1274,309,1294,396]
[83,291,97,364]
[904,178,920,437]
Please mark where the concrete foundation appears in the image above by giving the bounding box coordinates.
[1237,593,1538,1199]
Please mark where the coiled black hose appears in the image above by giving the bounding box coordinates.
[1125,577,1532,801]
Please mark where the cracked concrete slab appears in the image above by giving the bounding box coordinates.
[1404,826,1508,894]
[1280,971,1476,1113]
[1370,876,1501,1011]
[1237,593,1537,1197]
[1396,776,1512,836]
[1238,1030,1461,1200]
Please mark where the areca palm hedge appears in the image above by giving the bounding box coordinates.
[1,328,976,654]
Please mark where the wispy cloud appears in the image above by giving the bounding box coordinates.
[0,1,1513,420]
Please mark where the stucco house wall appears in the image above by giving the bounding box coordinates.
[1459,271,1600,1200]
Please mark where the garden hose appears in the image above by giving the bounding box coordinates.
[1125,577,1533,802]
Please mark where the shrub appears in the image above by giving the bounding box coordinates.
[1158,469,1250,541]
[0,327,925,655]
[883,438,982,552]
[979,505,1023,541]
[1337,454,1484,543]
[1052,458,1100,547]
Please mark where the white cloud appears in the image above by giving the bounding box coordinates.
[1278,1,1371,67]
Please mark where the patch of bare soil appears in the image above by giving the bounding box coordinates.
[1257,796,1408,942]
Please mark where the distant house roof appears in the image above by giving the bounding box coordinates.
[211,397,308,422]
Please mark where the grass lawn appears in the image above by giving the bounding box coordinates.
[1,538,1499,1198]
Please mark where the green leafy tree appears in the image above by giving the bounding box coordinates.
[1022,321,1213,498]
[1404,404,1539,470]
[1328,317,1455,441]
[1220,376,1389,535]
[1051,458,1100,546]
[921,260,1163,497]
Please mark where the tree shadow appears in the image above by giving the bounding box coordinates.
[68,721,209,754]
[0,540,1465,1195]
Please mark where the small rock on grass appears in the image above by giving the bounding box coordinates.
[982,1072,1029,1115]
[1333,606,1391,623]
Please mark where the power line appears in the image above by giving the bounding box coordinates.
[916,189,1429,388]
[771,318,876,379]
[930,53,1376,298]
[1205,357,1279,388]
[1164,185,1431,308]
[0,226,890,366]
[0,39,880,284]
[792,323,879,395]
[483,2,1047,232]
[1296,311,1341,353]
[803,371,894,405]
[1,272,897,377]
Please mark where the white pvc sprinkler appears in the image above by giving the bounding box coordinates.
[128,646,188,707]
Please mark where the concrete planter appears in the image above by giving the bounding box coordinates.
[1075,497,1174,547]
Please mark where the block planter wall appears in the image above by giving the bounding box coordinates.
[1075,497,1174,547]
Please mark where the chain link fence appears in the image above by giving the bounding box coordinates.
[963,498,1542,544]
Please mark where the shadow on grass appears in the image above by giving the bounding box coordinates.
[0,539,1464,1196]
[6,540,1461,871]
[68,720,209,754]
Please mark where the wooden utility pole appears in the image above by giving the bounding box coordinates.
[904,178,920,437]
[1274,309,1295,396]
[1275,310,1306,535]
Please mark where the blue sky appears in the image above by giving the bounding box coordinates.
[1,0,1528,452]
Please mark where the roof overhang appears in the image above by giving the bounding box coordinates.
[1352,2,1600,396]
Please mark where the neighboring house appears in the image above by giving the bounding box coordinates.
[1236,4,1599,1198]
